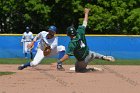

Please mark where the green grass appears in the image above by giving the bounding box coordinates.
[0,58,140,65]
[0,72,15,76]
[0,58,56,64]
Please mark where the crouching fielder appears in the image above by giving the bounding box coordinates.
[18,25,65,71]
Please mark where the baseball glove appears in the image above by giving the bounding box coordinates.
[27,42,34,49]
[43,46,51,56]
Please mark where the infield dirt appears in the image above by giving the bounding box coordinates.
[0,65,140,93]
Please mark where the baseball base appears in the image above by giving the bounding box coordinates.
[69,67,75,71]
[69,66,103,71]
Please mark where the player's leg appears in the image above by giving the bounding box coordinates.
[85,51,115,63]
[25,53,27,58]
[75,61,88,73]
[71,51,104,72]
[30,48,45,66]
[81,51,114,72]
[26,42,33,60]
[56,45,65,70]
[74,53,97,73]
[24,42,28,58]
[49,45,65,70]
[18,48,45,70]
[57,51,65,70]
[30,51,33,60]
[102,56,115,61]
[76,51,95,72]
[23,42,27,58]
[27,42,33,60]
[93,51,115,62]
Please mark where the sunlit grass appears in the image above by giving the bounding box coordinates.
[0,72,16,76]
[0,58,140,65]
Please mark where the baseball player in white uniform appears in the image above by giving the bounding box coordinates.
[21,27,34,59]
[18,25,65,70]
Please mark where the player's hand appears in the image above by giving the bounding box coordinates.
[84,8,90,14]
[27,42,34,49]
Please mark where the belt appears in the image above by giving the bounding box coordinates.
[24,41,31,42]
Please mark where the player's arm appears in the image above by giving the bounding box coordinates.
[58,44,74,64]
[27,32,41,48]
[77,8,90,35]
[20,33,25,46]
[59,54,69,62]
[31,32,34,41]
[82,8,90,27]
[43,37,57,56]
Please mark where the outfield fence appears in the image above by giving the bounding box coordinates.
[0,34,140,59]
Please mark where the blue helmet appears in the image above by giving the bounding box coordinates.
[48,25,57,32]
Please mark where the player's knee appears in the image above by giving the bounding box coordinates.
[75,62,87,72]
[30,61,38,66]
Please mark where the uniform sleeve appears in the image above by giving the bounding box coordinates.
[66,43,75,56]
[33,32,42,41]
[77,25,86,35]
[21,33,25,42]
[31,32,34,40]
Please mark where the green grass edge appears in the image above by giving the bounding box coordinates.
[0,58,140,65]
[0,72,16,76]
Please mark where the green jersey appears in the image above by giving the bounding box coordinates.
[66,26,89,61]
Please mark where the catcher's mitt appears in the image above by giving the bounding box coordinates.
[43,46,51,56]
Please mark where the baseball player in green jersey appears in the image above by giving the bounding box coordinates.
[57,8,115,72]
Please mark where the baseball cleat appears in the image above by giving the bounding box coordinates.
[103,56,115,62]
[93,67,103,71]
[18,65,25,70]
[57,65,65,71]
